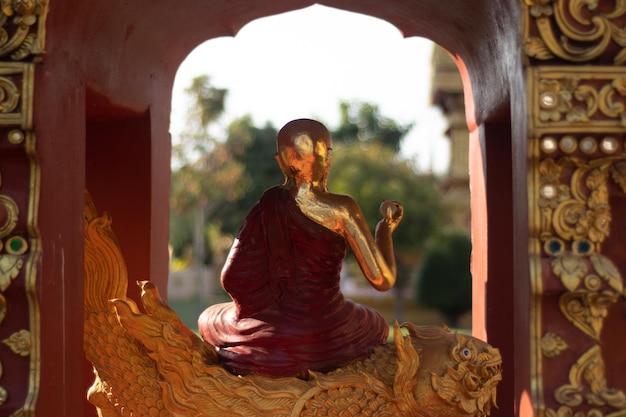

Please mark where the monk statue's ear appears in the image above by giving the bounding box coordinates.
[275,152,291,186]
[275,152,285,170]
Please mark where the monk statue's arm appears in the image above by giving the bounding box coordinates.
[340,198,403,291]
[293,185,403,291]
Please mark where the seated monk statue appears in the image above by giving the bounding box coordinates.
[198,118,403,378]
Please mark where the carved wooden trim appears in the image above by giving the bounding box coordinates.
[0,1,46,415]
[529,65,626,417]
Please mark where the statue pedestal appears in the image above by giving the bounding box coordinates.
[84,201,502,417]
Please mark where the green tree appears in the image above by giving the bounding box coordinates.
[185,75,227,135]
[415,230,472,327]
[331,101,413,152]
[328,142,440,252]
[215,116,281,235]
[170,76,244,269]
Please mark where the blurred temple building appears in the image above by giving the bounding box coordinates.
[430,46,470,232]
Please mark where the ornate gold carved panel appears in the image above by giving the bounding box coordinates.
[525,1,626,415]
[528,64,626,417]
[0,0,47,415]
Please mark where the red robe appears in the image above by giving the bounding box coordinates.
[198,185,388,378]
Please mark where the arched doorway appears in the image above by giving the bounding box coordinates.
[8,1,535,416]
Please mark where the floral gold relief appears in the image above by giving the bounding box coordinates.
[538,154,619,253]
[3,330,31,356]
[540,332,568,358]
[524,0,626,64]
[552,253,588,292]
[0,0,47,61]
[609,161,626,192]
[554,345,626,410]
[552,252,623,341]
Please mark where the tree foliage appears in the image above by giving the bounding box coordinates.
[215,116,281,235]
[415,230,472,326]
[327,142,441,257]
[331,101,413,152]
[185,75,227,133]
[169,76,243,263]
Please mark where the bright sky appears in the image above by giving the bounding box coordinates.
[170,5,450,173]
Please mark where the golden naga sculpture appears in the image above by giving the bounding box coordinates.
[84,119,502,417]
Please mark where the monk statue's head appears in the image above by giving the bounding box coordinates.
[275,119,332,185]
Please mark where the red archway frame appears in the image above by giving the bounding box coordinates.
[34,1,527,416]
